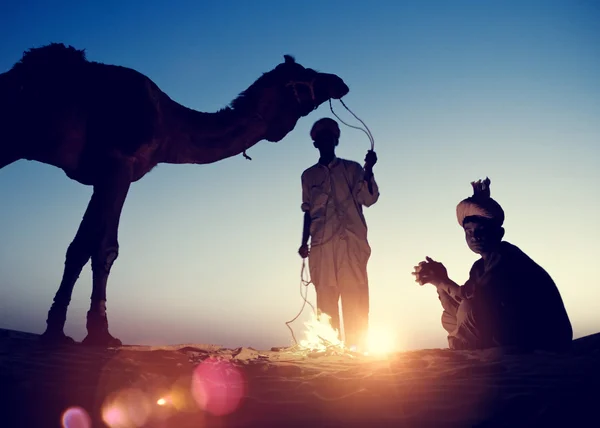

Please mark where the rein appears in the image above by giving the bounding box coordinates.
[329,98,375,151]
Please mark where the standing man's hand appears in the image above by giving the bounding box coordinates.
[363,150,377,193]
[298,244,310,259]
[364,150,377,170]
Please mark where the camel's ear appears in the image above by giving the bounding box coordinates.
[283,54,296,64]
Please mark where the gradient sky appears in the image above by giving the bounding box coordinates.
[0,0,598,351]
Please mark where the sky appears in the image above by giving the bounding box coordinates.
[0,0,598,351]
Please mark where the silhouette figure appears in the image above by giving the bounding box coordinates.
[0,43,349,346]
[412,178,572,352]
[298,118,379,350]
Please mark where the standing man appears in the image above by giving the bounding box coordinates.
[298,118,379,350]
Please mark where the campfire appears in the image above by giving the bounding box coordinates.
[298,312,345,354]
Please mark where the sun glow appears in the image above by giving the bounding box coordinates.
[365,326,397,356]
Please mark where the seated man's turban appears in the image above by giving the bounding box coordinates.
[310,118,340,141]
[456,177,505,226]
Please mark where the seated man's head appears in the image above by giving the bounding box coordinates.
[462,216,504,254]
[456,178,505,255]
[311,118,340,154]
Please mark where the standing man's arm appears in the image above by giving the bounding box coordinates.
[299,212,311,258]
[299,173,311,258]
[355,150,379,207]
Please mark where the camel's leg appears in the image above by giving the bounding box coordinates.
[81,161,132,347]
[42,199,97,344]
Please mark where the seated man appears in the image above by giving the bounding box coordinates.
[412,178,573,352]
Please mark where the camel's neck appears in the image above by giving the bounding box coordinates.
[159,98,269,165]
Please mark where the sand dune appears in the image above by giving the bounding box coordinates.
[1,328,598,427]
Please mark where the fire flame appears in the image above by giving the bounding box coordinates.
[298,312,344,352]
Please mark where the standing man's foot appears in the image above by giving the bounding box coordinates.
[347,342,367,354]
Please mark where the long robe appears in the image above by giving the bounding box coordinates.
[301,156,379,346]
[441,241,573,351]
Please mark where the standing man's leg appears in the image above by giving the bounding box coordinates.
[338,238,370,349]
[308,243,342,336]
[316,286,341,334]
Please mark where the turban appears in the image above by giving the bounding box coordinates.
[456,177,505,226]
[310,118,340,141]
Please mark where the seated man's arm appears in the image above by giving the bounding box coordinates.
[413,256,469,300]
[436,278,466,300]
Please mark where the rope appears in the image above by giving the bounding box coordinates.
[329,99,375,151]
[285,258,316,346]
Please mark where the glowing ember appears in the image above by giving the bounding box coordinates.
[298,312,344,352]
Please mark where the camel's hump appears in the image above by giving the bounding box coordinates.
[11,43,87,72]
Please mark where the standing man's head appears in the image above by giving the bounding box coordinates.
[310,118,340,156]
[456,178,505,256]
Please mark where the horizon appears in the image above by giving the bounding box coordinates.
[0,0,599,351]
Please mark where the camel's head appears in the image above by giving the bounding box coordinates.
[232,55,349,142]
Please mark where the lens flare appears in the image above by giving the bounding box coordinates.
[101,388,152,428]
[191,357,246,416]
[168,375,199,413]
[61,407,91,428]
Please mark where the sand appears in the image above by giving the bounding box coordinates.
[1,328,599,428]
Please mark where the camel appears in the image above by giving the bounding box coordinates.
[0,43,349,347]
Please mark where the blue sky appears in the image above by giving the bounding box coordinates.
[0,0,598,350]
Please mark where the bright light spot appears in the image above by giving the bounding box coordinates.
[101,388,152,428]
[366,327,398,356]
[298,312,344,352]
[191,357,246,416]
[61,406,91,428]
[156,398,167,406]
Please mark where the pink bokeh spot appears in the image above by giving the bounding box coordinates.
[61,406,91,428]
[191,357,246,416]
